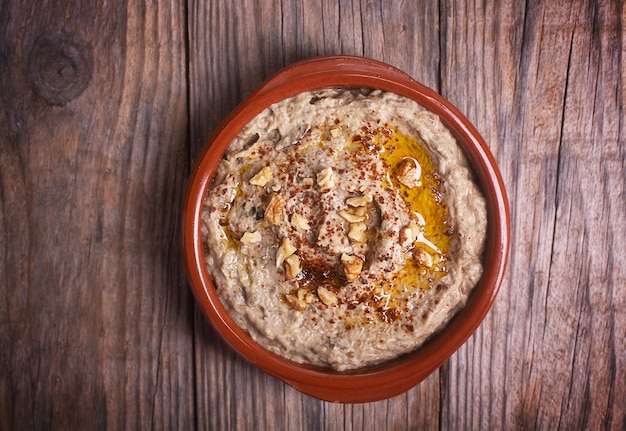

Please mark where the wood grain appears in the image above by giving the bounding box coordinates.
[1,0,624,429]
[440,1,625,429]
[0,0,193,429]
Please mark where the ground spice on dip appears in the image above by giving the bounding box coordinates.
[202,88,487,371]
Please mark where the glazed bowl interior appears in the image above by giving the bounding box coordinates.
[182,56,510,403]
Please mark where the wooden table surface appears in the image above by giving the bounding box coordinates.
[1,0,624,429]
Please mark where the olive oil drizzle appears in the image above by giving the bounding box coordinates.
[216,123,454,326]
[354,127,453,324]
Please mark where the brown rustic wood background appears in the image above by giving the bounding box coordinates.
[1,0,624,429]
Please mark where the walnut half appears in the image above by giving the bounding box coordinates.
[276,237,296,268]
[346,193,373,207]
[316,167,335,191]
[339,210,367,223]
[399,221,421,249]
[284,254,301,280]
[290,213,311,231]
[286,288,312,311]
[264,192,286,225]
[347,222,367,243]
[396,157,421,188]
[240,231,262,244]
[317,286,338,306]
[249,166,273,186]
[340,253,364,282]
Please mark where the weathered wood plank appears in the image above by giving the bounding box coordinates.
[0,0,193,429]
[544,1,625,428]
[441,0,625,429]
[1,0,623,429]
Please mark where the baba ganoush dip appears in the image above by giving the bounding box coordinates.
[202,88,487,371]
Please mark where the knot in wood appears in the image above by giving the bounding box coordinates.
[28,32,93,106]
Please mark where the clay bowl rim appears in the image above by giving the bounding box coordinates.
[182,55,510,403]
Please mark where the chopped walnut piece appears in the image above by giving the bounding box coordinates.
[340,253,364,282]
[316,167,335,191]
[264,193,285,225]
[304,292,316,304]
[290,213,311,231]
[330,127,341,138]
[348,222,367,243]
[352,206,369,217]
[414,247,434,268]
[286,293,306,311]
[276,237,296,268]
[346,194,373,207]
[396,157,422,188]
[297,288,307,302]
[399,222,421,248]
[285,288,309,310]
[284,254,301,280]
[339,210,367,223]
[317,286,338,306]
[249,166,273,186]
[240,231,262,244]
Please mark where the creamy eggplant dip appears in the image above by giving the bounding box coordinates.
[202,88,487,371]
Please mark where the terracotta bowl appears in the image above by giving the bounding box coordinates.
[182,56,510,403]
